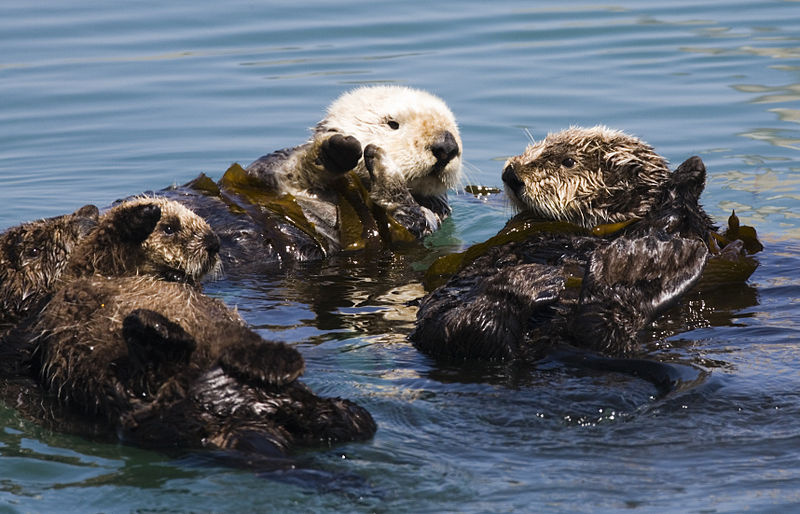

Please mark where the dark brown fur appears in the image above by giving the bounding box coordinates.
[413,130,719,377]
[20,275,374,454]
[3,196,375,455]
[0,205,99,326]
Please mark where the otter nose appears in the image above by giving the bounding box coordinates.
[204,232,221,257]
[431,131,459,165]
[502,165,525,196]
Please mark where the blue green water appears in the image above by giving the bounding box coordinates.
[1,1,799,512]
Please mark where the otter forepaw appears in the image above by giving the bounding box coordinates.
[116,203,162,244]
[123,309,197,369]
[218,339,305,387]
[318,134,362,175]
[363,144,384,181]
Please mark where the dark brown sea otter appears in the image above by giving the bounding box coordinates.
[0,205,99,328]
[1,198,375,456]
[412,127,760,378]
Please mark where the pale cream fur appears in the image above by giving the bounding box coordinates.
[315,85,462,198]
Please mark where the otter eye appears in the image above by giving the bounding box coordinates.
[561,157,576,168]
[162,224,176,236]
[26,247,40,258]
[387,120,400,130]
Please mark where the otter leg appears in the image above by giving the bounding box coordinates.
[413,264,565,361]
[218,337,305,387]
[317,133,362,175]
[570,233,708,355]
[364,144,437,237]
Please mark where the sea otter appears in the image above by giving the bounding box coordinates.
[1,197,376,456]
[0,205,99,327]
[157,85,462,267]
[412,127,759,371]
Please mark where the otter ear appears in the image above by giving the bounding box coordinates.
[671,156,706,203]
[115,203,162,244]
[570,234,708,355]
[123,309,196,369]
[218,336,305,387]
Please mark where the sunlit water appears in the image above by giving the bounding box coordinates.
[1,1,799,512]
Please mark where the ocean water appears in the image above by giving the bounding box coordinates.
[1,0,799,512]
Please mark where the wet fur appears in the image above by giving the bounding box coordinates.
[21,276,375,453]
[2,197,375,455]
[0,205,99,327]
[503,126,673,228]
[413,129,716,364]
[62,197,221,285]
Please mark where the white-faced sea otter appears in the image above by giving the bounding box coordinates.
[158,85,462,268]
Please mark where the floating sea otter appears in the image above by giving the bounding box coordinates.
[412,127,761,374]
[158,85,462,267]
[2,198,376,456]
[0,205,99,328]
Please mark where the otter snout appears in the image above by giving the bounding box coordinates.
[502,164,525,198]
[203,232,221,258]
[431,131,460,167]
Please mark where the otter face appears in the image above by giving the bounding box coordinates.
[502,126,671,228]
[0,205,98,320]
[316,85,462,199]
[138,198,222,283]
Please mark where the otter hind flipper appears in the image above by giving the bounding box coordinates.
[671,156,706,201]
[122,308,196,369]
[218,337,305,387]
[413,263,565,361]
[571,234,708,355]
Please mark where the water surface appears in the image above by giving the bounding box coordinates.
[1,1,799,512]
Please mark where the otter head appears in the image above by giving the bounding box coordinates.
[501,126,671,228]
[315,85,462,202]
[138,198,222,284]
[64,198,220,285]
[0,205,98,322]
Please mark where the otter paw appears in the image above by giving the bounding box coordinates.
[116,203,162,244]
[218,339,305,387]
[318,134,362,175]
[123,309,197,369]
[363,144,385,180]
